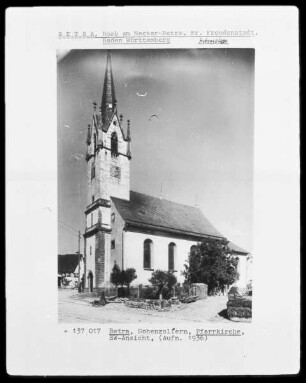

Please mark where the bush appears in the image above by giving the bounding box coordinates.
[161,286,173,300]
[110,264,137,297]
[140,286,157,299]
[149,270,177,300]
[139,284,178,300]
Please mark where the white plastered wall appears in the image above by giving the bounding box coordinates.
[123,231,197,286]
[124,231,249,288]
[235,254,248,287]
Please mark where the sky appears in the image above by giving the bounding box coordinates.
[57,48,254,255]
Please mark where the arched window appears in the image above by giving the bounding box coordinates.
[168,242,176,271]
[190,245,197,256]
[143,239,153,269]
[111,132,118,156]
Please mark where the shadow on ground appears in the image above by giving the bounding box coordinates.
[217,308,229,319]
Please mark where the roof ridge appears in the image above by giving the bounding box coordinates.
[128,190,200,210]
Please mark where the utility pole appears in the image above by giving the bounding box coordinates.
[78,230,81,286]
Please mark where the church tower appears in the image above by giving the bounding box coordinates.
[84,51,131,292]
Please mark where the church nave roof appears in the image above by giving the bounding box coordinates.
[111,191,225,240]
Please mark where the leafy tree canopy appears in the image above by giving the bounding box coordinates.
[124,268,137,287]
[110,262,122,287]
[149,270,177,299]
[183,238,239,295]
[110,264,137,294]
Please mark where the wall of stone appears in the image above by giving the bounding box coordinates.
[85,235,96,288]
[108,154,130,201]
[101,115,130,201]
[97,148,111,200]
[94,231,111,288]
[95,231,105,286]
[86,113,131,203]
[85,113,131,290]
[85,205,111,229]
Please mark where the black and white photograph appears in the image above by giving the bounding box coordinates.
[58,49,254,324]
[6,6,299,375]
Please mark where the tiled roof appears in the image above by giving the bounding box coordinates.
[228,241,249,255]
[111,191,224,239]
[58,254,81,274]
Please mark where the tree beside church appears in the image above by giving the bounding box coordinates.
[183,238,239,295]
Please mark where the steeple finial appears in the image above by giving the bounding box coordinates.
[101,50,116,125]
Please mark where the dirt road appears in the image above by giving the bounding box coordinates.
[58,289,232,324]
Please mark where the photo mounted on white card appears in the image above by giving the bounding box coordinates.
[6,6,299,376]
[58,48,254,323]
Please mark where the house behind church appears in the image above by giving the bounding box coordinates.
[58,253,84,288]
[83,51,250,293]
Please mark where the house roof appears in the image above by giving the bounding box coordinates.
[111,191,224,239]
[58,254,82,274]
[228,241,249,255]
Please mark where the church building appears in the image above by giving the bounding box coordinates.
[83,51,250,293]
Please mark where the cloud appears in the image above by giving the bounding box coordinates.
[70,153,84,161]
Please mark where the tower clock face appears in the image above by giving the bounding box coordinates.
[110,165,121,179]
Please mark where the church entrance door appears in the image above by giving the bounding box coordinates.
[88,271,93,292]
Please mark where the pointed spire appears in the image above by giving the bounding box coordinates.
[127,120,132,159]
[92,102,98,127]
[101,50,116,125]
